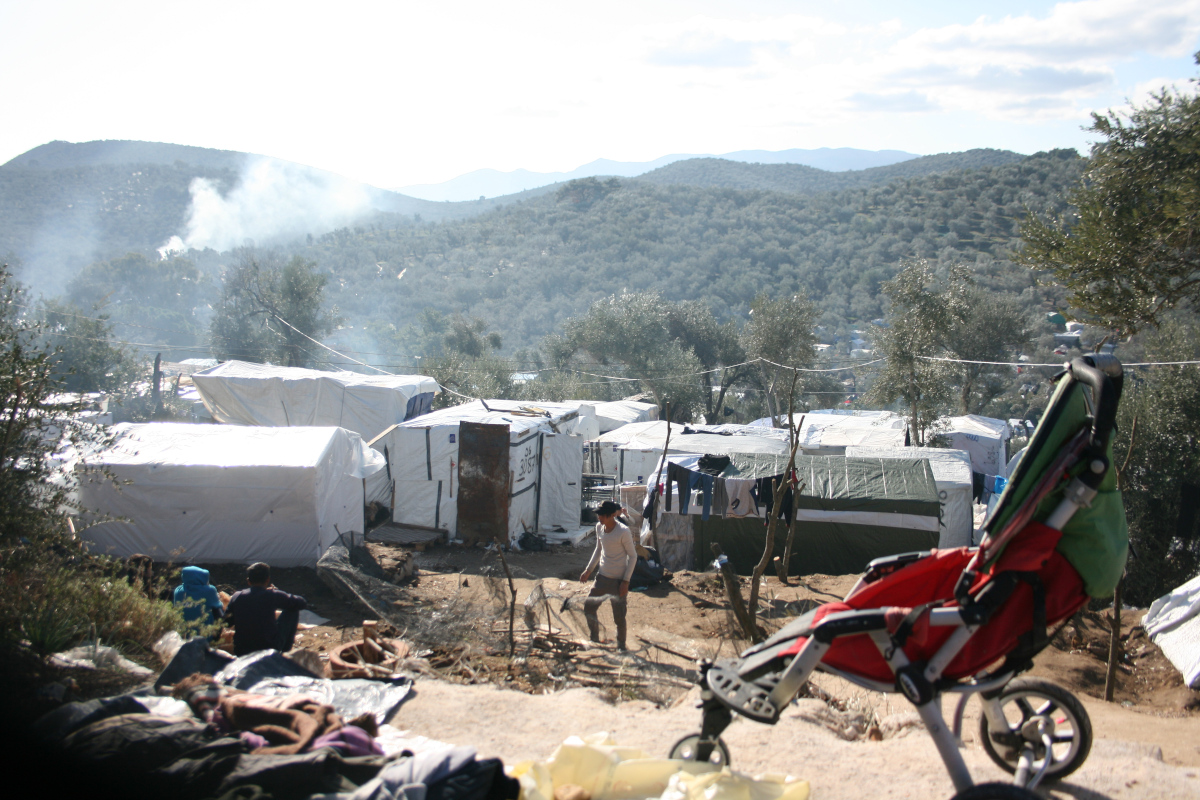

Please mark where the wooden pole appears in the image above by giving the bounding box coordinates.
[649,401,671,557]
[1104,578,1122,701]
[711,543,757,642]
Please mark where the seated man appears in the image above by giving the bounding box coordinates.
[173,565,224,631]
[224,562,307,656]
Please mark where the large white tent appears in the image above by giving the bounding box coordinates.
[845,445,974,548]
[937,415,1011,476]
[192,361,439,508]
[590,400,659,434]
[747,412,908,454]
[585,421,791,484]
[372,400,598,543]
[77,423,385,567]
[192,361,439,435]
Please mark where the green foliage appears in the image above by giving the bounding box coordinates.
[66,252,213,354]
[867,261,971,444]
[298,150,1080,357]
[210,252,341,367]
[741,293,825,422]
[637,149,1026,194]
[943,290,1036,414]
[1021,72,1200,330]
[0,545,185,655]
[37,298,143,393]
[1113,319,1200,605]
[560,292,707,417]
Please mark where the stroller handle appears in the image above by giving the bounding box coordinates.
[1067,355,1123,464]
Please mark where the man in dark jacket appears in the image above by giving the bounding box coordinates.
[224,562,307,655]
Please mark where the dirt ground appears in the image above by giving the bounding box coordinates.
[200,536,1199,795]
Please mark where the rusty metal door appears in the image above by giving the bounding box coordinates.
[456,421,511,545]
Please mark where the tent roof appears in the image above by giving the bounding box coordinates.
[194,360,439,395]
[82,422,385,474]
[844,446,973,486]
[399,399,594,436]
[593,420,792,457]
[589,400,658,431]
[941,414,1011,440]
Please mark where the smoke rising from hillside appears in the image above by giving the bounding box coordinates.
[161,157,373,256]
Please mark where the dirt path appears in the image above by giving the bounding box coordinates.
[199,538,1200,797]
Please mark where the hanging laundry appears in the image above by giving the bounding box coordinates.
[711,477,729,517]
[726,478,758,518]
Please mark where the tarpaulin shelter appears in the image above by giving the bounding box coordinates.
[585,421,792,484]
[77,423,385,567]
[845,445,974,548]
[1143,572,1200,688]
[191,360,438,508]
[371,400,598,544]
[192,360,439,433]
[937,414,1011,476]
[589,400,659,433]
[747,412,909,453]
[644,452,941,575]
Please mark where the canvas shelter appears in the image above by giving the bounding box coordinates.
[372,400,598,545]
[844,445,974,548]
[76,423,385,567]
[191,360,439,508]
[585,421,792,484]
[590,400,659,433]
[937,414,1011,476]
[192,360,439,434]
[643,452,941,576]
[747,412,908,454]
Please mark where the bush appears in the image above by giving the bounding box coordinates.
[0,541,185,657]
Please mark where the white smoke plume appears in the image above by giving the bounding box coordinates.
[164,157,374,255]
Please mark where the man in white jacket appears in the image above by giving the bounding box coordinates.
[580,500,637,650]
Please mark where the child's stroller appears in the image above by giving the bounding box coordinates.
[672,356,1128,800]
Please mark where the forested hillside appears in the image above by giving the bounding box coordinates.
[296,149,1081,354]
[0,140,551,292]
[635,149,1026,194]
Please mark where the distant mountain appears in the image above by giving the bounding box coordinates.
[0,140,549,294]
[396,147,922,201]
[634,149,1027,194]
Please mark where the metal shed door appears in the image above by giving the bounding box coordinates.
[456,421,511,545]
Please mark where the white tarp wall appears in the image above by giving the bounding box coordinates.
[77,423,385,567]
[192,361,438,507]
[193,361,439,434]
[378,400,594,542]
[937,415,1011,476]
[845,446,974,548]
[590,400,659,434]
[797,413,907,454]
[1143,573,1200,688]
[585,421,791,484]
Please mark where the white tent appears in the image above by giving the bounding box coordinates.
[590,400,659,434]
[585,421,792,484]
[796,412,908,454]
[192,361,440,436]
[77,423,385,567]
[845,446,974,548]
[373,400,597,543]
[1143,573,1200,688]
[937,415,1011,476]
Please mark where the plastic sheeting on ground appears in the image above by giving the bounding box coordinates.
[1143,572,1200,688]
[50,641,155,677]
[78,423,384,567]
[511,733,809,800]
[317,542,406,625]
[844,446,974,548]
[155,639,414,725]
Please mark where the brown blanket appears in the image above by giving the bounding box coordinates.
[217,693,344,754]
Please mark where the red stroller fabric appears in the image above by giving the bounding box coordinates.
[777,523,1088,683]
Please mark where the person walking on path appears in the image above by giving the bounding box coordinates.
[224,562,308,656]
[580,500,637,650]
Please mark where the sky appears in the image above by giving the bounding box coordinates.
[2,0,1200,189]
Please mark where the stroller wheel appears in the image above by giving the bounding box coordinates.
[979,678,1092,780]
[950,782,1040,799]
[669,733,731,769]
